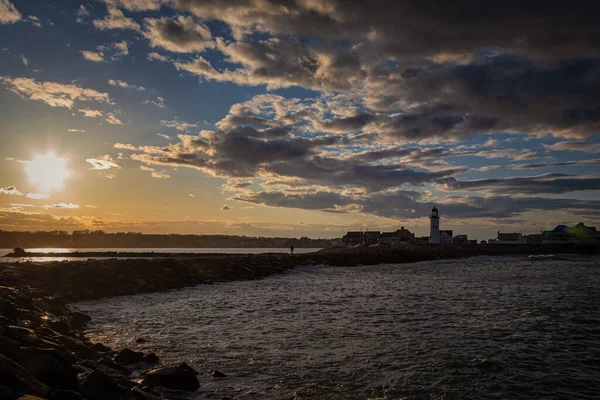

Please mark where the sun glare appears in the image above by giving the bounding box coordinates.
[25,153,71,192]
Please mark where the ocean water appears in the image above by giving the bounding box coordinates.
[75,257,600,399]
[0,247,321,263]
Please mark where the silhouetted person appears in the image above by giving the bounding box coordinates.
[290,245,294,254]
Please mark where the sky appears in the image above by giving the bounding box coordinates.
[1,0,600,240]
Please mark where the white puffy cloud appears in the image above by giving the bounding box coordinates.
[0,186,22,195]
[1,77,111,109]
[79,108,103,118]
[106,112,123,125]
[80,50,104,62]
[0,0,21,24]
[86,155,121,170]
[92,6,140,31]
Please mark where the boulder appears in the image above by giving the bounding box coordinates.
[0,354,48,397]
[47,320,73,336]
[50,390,85,400]
[91,343,112,354]
[141,363,200,392]
[17,348,79,390]
[141,353,159,364]
[130,387,160,400]
[68,313,91,330]
[6,326,38,346]
[79,369,122,400]
[0,334,20,358]
[114,349,145,365]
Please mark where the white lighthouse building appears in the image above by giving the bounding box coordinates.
[429,206,440,244]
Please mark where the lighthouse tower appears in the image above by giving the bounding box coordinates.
[429,206,440,244]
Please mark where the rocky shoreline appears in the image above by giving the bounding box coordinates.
[1,245,597,399]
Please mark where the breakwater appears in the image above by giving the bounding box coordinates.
[0,245,597,399]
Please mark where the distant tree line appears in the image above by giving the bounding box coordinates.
[0,230,340,249]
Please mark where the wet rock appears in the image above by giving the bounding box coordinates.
[47,320,72,336]
[79,369,122,400]
[7,326,38,346]
[142,363,200,392]
[142,353,159,364]
[50,390,85,400]
[211,370,226,378]
[0,354,48,397]
[91,343,112,354]
[79,358,130,376]
[18,348,78,390]
[131,387,160,400]
[68,312,91,330]
[0,334,20,358]
[114,348,145,365]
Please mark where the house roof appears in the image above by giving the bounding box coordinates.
[498,232,521,241]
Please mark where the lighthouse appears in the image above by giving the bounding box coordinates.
[429,206,440,244]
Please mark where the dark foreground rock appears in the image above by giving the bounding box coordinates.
[142,363,200,391]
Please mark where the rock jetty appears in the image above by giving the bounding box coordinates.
[0,245,597,399]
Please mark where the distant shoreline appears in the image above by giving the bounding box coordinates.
[4,243,599,260]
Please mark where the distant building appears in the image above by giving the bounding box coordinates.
[494,232,523,244]
[523,234,543,244]
[380,227,415,247]
[440,230,453,244]
[429,206,440,244]
[541,223,598,245]
[453,234,468,244]
[342,231,362,246]
[342,231,381,246]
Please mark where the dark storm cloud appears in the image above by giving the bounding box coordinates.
[232,189,600,220]
[170,0,600,60]
[144,15,212,53]
[439,174,600,194]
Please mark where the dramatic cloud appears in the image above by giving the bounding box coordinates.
[92,5,140,31]
[20,53,29,65]
[44,203,80,209]
[438,173,600,195]
[26,193,49,199]
[0,0,21,24]
[80,50,104,62]
[147,52,168,62]
[79,108,103,118]
[106,112,123,125]
[0,185,22,195]
[160,119,196,131]
[143,15,212,53]
[1,77,111,109]
[86,155,121,170]
[221,205,232,211]
[144,96,165,108]
[151,171,170,179]
[545,141,600,153]
[109,79,145,91]
[105,0,161,11]
[114,143,137,150]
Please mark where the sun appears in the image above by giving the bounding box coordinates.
[25,153,71,192]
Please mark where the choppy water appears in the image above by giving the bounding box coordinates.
[76,257,600,399]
